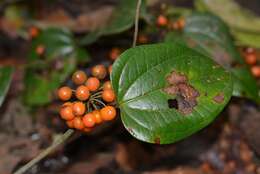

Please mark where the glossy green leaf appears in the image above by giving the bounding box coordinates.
[0,66,14,107]
[111,43,233,144]
[80,0,147,45]
[165,13,259,103]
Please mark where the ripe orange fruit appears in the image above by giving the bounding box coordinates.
[157,15,168,27]
[72,102,86,116]
[177,18,185,29]
[66,119,74,128]
[100,106,116,121]
[82,113,96,128]
[76,85,90,101]
[92,110,103,124]
[138,34,148,44]
[109,47,121,60]
[245,54,257,65]
[60,105,75,120]
[72,70,87,85]
[102,89,115,102]
[36,45,45,55]
[103,81,112,90]
[29,26,39,38]
[85,77,100,91]
[91,65,107,79]
[58,86,72,101]
[251,66,260,78]
[73,117,85,130]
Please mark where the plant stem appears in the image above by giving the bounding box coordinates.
[91,98,106,107]
[132,0,142,47]
[14,129,75,174]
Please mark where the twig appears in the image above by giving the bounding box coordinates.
[14,129,75,174]
[132,0,142,47]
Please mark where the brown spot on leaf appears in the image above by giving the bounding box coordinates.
[163,71,200,115]
[213,92,225,103]
[154,137,161,144]
[166,71,187,85]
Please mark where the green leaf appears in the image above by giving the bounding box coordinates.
[111,43,233,144]
[165,13,259,103]
[80,0,147,45]
[195,0,260,33]
[0,66,13,107]
[29,28,74,61]
[195,0,260,48]
[75,47,91,63]
[231,29,260,48]
[24,58,76,106]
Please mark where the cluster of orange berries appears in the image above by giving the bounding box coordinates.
[243,47,260,78]
[156,15,185,30]
[57,65,116,132]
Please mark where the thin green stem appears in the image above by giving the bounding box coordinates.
[91,98,106,107]
[132,0,142,47]
[91,101,99,110]
[14,129,74,174]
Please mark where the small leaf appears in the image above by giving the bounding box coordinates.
[195,0,260,33]
[165,13,259,103]
[111,43,233,144]
[29,28,74,61]
[0,66,14,107]
[24,58,76,106]
[80,0,147,45]
[195,0,260,48]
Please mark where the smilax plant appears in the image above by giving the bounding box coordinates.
[13,0,259,173]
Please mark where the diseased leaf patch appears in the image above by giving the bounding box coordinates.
[111,43,233,144]
[163,71,200,115]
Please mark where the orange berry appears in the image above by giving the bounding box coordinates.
[60,105,75,120]
[109,47,121,60]
[92,110,103,124]
[108,65,113,74]
[73,117,85,130]
[58,86,72,101]
[29,26,39,38]
[177,18,185,29]
[76,85,90,101]
[91,65,107,79]
[157,15,168,27]
[100,106,116,121]
[36,44,45,55]
[138,34,148,44]
[82,113,96,128]
[103,81,112,90]
[85,77,100,91]
[245,54,257,65]
[72,70,87,85]
[251,66,260,78]
[102,89,115,102]
[171,21,179,30]
[72,101,86,116]
[66,119,74,128]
